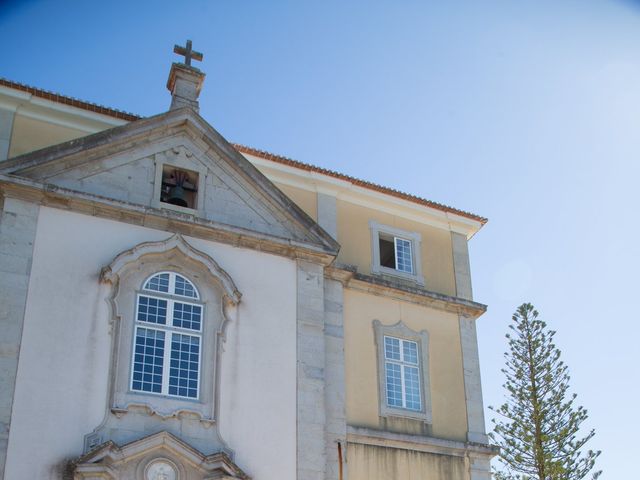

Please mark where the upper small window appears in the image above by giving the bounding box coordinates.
[370,221,424,285]
[379,234,414,274]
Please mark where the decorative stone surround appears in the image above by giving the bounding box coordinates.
[86,234,239,456]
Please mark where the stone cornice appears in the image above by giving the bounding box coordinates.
[347,426,498,459]
[0,174,337,266]
[325,265,487,319]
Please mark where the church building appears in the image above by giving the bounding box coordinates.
[0,43,496,479]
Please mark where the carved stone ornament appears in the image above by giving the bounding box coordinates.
[73,431,250,480]
[146,459,178,480]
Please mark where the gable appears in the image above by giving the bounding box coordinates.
[1,108,338,254]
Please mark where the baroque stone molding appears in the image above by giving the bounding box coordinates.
[74,431,250,480]
[85,234,239,456]
[100,233,241,305]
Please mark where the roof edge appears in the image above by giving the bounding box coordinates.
[0,78,488,226]
[233,144,488,225]
[0,77,142,122]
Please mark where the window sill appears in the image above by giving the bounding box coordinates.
[374,265,425,286]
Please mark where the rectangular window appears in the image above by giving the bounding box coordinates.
[370,221,423,284]
[384,335,422,411]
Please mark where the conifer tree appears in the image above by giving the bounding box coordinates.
[490,303,601,480]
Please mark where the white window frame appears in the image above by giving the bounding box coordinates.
[373,320,432,423]
[369,220,424,285]
[131,271,203,399]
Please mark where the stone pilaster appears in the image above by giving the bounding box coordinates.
[451,232,473,300]
[0,197,39,478]
[468,452,492,480]
[324,278,346,480]
[297,260,327,480]
[459,314,488,445]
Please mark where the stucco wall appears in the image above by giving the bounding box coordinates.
[276,183,318,221]
[347,443,468,480]
[336,199,457,296]
[344,289,468,441]
[4,206,297,479]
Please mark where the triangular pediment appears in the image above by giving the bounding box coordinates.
[0,108,338,255]
[74,431,249,479]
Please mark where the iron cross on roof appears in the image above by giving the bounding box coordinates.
[173,40,203,67]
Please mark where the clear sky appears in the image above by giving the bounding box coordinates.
[2,0,638,477]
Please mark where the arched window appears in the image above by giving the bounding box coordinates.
[132,272,202,399]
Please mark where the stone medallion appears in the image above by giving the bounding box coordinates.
[145,459,178,480]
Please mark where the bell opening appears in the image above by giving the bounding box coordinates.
[160,166,198,209]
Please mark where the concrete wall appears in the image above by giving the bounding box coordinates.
[336,199,457,296]
[4,207,297,479]
[343,289,468,441]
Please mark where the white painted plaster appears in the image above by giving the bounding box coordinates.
[5,207,297,480]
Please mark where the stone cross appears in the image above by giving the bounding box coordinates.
[173,40,203,67]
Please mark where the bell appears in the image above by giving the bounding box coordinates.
[167,185,188,207]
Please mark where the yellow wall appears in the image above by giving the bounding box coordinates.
[344,289,467,441]
[9,114,88,158]
[275,183,318,221]
[336,199,456,296]
[347,443,467,480]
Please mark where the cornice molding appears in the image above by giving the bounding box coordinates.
[346,425,498,459]
[0,174,337,266]
[325,265,486,319]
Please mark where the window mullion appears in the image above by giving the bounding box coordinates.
[161,299,174,394]
[400,363,407,408]
[168,273,176,296]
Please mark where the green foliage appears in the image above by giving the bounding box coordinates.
[489,303,601,480]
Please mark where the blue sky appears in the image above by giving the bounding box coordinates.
[2,0,639,476]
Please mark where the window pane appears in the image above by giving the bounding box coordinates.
[395,237,413,273]
[137,296,167,325]
[132,328,165,394]
[404,365,422,411]
[144,273,170,293]
[174,274,198,298]
[173,302,202,331]
[168,333,200,398]
[385,362,403,407]
[402,340,419,365]
[384,336,401,360]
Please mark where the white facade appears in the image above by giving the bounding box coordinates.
[6,207,298,479]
